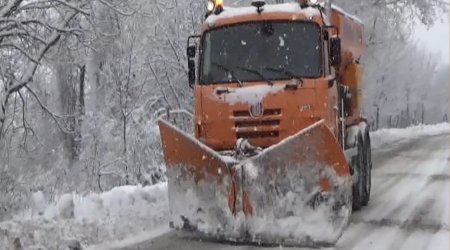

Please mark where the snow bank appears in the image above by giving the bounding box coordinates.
[0,183,169,250]
[371,123,449,149]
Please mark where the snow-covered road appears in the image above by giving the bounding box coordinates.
[0,125,447,249]
[118,133,449,250]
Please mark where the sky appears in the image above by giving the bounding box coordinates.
[414,16,449,65]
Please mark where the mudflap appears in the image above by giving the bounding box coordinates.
[158,119,352,246]
[240,120,352,246]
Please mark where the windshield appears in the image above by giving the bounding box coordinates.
[200,21,322,85]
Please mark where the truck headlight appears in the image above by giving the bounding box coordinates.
[207,0,224,15]
[207,0,215,12]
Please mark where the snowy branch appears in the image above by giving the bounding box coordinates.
[25,86,76,134]
[97,0,136,16]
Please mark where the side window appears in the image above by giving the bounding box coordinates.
[323,32,331,76]
[202,33,212,83]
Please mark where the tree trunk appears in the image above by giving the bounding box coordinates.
[79,65,86,116]
[74,65,86,159]
[56,63,78,163]
[0,93,10,143]
[123,114,129,185]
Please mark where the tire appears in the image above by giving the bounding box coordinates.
[362,130,372,206]
[352,133,365,211]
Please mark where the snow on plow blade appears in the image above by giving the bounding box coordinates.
[158,119,352,246]
[241,120,352,246]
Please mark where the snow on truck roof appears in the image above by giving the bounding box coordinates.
[205,2,362,25]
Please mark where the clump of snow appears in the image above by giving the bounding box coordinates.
[278,36,285,47]
[0,183,169,249]
[242,161,259,181]
[57,194,75,219]
[346,125,360,147]
[215,84,285,105]
[371,123,449,149]
[30,191,46,216]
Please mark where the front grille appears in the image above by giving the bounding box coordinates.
[235,120,280,127]
[233,109,282,117]
[232,108,281,139]
[236,131,280,139]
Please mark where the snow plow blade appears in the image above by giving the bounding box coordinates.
[158,119,352,246]
[158,119,243,238]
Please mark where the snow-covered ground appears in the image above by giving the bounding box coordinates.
[0,184,168,249]
[0,123,448,250]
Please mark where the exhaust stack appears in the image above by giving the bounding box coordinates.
[324,0,332,25]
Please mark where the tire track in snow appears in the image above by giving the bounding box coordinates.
[346,134,449,250]
[359,135,448,224]
[367,135,436,202]
[387,136,449,228]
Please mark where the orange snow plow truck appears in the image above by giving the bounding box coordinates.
[158,0,372,246]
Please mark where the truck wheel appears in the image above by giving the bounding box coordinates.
[362,130,372,206]
[352,133,365,210]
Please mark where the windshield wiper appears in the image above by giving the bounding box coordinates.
[264,67,302,81]
[212,62,243,87]
[236,66,274,86]
[264,67,304,90]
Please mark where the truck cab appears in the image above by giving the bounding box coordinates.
[187,1,365,151]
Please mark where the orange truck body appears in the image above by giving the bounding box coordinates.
[158,1,370,246]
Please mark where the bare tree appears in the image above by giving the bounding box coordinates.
[0,0,135,142]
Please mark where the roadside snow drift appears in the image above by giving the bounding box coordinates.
[0,183,168,249]
[371,123,449,149]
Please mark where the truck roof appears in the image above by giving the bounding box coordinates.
[204,2,362,27]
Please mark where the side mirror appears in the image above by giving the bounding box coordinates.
[187,45,196,88]
[187,45,196,58]
[330,37,341,66]
[187,35,200,88]
[188,59,195,88]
